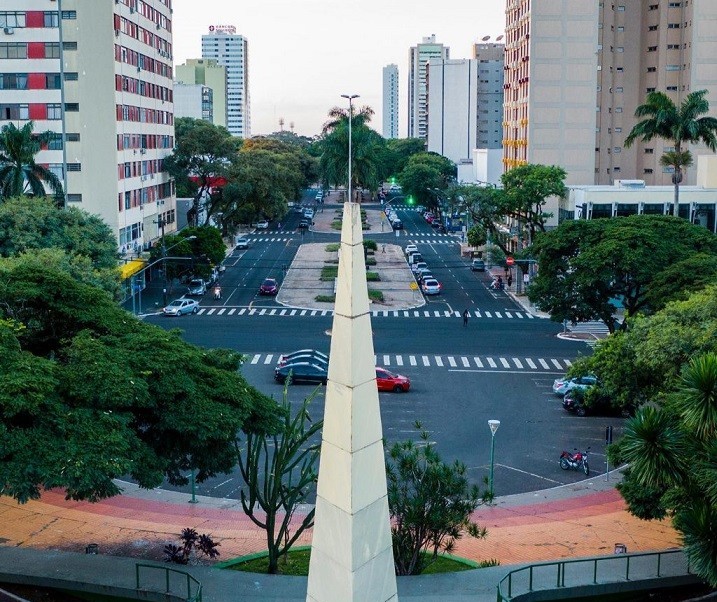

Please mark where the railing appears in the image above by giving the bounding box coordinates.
[135,563,202,602]
[496,549,692,602]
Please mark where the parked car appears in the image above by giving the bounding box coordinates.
[404,244,419,257]
[415,268,433,283]
[552,375,598,397]
[421,278,442,295]
[235,237,250,249]
[407,252,423,266]
[278,349,329,367]
[471,259,486,272]
[274,361,328,385]
[563,388,633,417]
[431,220,443,230]
[259,278,279,295]
[186,278,207,296]
[299,219,310,229]
[162,298,199,316]
[411,261,428,274]
[376,367,411,392]
[392,219,403,230]
[256,220,270,229]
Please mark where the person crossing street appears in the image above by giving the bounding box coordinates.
[463,309,470,327]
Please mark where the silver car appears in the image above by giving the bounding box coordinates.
[552,375,598,397]
[162,298,199,316]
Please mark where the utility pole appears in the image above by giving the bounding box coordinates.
[154,216,168,306]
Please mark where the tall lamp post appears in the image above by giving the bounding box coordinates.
[341,94,359,203]
[488,419,500,496]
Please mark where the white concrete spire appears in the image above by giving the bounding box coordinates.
[307,202,398,602]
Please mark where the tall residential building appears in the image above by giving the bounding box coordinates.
[382,64,399,139]
[503,0,717,191]
[408,35,449,140]
[175,58,226,128]
[173,84,213,123]
[426,59,478,166]
[473,42,504,150]
[0,0,176,251]
[201,25,249,137]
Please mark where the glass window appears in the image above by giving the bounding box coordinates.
[0,11,26,28]
[0,43,27,59]
[44,43,60,58]
[47,103,62,119]
[43,12,59,27]
[46,73,61,89]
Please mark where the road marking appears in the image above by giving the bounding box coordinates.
[197,309,206,315]
[250,354,260,364]
[403,311,409,317]
[290,310,297,316]
[447,356,457,367]
[422,355,430,366]
[539,358,550,369]
[564,359,572,367]
[264,354,273,364]
[434,311,441,317]
[238,308,246,315]
[269,309,277,315]
[435,356,444,367]
[474,357,484,368]
[551,359,563,370]
[414,311,420,317]
[485,311,492,318]
[300,310,307,316]
[395,356,404,366]
[500,357,510,368]
[249,308,256,315]
[451,369,564,375]
[409,355,417,366]
[383,354,390,366]
[495,312,502,318]
[512,358,523,369]
[515,313,523,319]
[505,312,512,318]
[461,357,470,368]
[207,309,216,315]
[217,308,226,315]
[492,464,563,484]
[487,357,497,368]
[474,310,481,318]
[228,308,236,315]
[424,311,430,317]
[527,314,534,319]
[280,309,287,316]
[526,358,537,369]
[311,310,318,316]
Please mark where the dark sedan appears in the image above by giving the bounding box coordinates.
[274,361,328,385]
[259,278,279,296]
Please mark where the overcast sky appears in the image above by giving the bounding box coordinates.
[171,0,506,138]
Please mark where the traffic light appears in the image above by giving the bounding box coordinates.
[407,196,414,205]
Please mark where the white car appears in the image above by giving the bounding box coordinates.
[404,244,419,256]
[235,237,250,249]
[421,278,442,295]
[162,298,199,316]
[256,220,270,229]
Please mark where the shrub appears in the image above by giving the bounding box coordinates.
[320,266,338,281]
[325,243,340,252]
[366,272,380,281]
[315,294,335,302]
[364,240,378,251]
[164,528,220,565]
[368,290,384,302]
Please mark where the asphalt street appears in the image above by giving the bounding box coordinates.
[143,200,622,502]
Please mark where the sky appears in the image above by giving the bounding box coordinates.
[171,0,506,138]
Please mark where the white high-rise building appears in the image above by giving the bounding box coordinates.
[201,25,250,137]
[0,0,176,252]
[382,64,399,139]
[408,35,449,140]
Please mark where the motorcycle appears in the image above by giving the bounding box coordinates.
[560,447,590,475]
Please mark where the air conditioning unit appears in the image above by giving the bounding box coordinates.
[3,27,14,35]
[156,23,161,30]
[141,175,147,181]
[140,148,146,154]
[129,6,135,13]
[115,29,120,37]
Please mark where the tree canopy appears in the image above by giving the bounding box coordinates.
[0,258,280,503]
[397,152,456,207]
[527,215,717,331]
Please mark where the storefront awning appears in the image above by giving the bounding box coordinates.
[119,259,147,280]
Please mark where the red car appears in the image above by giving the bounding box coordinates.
[259,278,279,295]
[376,367,410,393]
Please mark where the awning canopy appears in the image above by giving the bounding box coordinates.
[119,259,147,280]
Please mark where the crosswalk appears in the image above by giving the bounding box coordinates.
[246,352,571,373]
[194,307,537,320]
[569,320,611,335]
[238,234,458,245]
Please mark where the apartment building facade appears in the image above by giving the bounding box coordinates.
[173,83,212,123]
[473,42,504,150]
[503,0,717,190]
[201,25,249,138]
[175,58,226,128]
[408,35,449,140]
[382,63,399,139]
[0,0,177,251]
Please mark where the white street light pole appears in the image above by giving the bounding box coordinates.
[341,94,359,203]
[488,419,501,496]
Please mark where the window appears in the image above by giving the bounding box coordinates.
[66,132,80,142]
[644,168,654,174]
[64,72,78,81]
[667,44,681,50]
[43,12,59,27]
[0,11,26,28]
[649,25,659,31]
[0,43,27,59]
[46,132,63,150]
[0,74,28,90]
[645,148,654,154]
[66,163,81,172]
[64,102,79,112]
[667,23,681,28]
[44,42,60,58]
[61,11,77,19]
[45,73,61,89]
[47,103,62,119]
[666,64,681,71]
[648,3,658,9]
[647,87,656,92]
[66,194,82,203]
[647,67,657,72]
[648,46,658,52]
[615,127,622,133]
[0,103,28,120]
[63,41,77,50]
[667,85,678,91]
[669,1,682,5]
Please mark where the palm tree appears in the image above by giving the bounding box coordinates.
[618,353,717,586]
[321,105,374,135]
[625,90,717,218]
[0,122,64,203]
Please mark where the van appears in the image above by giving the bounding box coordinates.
[408,252,423,266]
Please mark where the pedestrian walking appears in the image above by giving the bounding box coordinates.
[462,309,469,327]
[507,273,513,289]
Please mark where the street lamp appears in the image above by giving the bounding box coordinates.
[341,94,359,203]
[488,419,500,496]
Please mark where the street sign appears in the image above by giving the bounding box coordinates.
[409,282,418,290]
[506,256,515,266]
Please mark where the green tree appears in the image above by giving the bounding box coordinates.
[0,196,119,297]
[0,122,63,203]
[0,259,279,503]
[614,353,717,587]
[644,253,717,312]
[397,152,456,208]
[149,225,226,278]
[382,138,426,180]
[527,215,717,332]
[569,284,717,412]
[238,390,322,574]
[625,90,717,217]
[387,423,489,576]
[164,118,241,226]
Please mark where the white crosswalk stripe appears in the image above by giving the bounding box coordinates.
[241,352,574,372]
[192,306,539,320]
